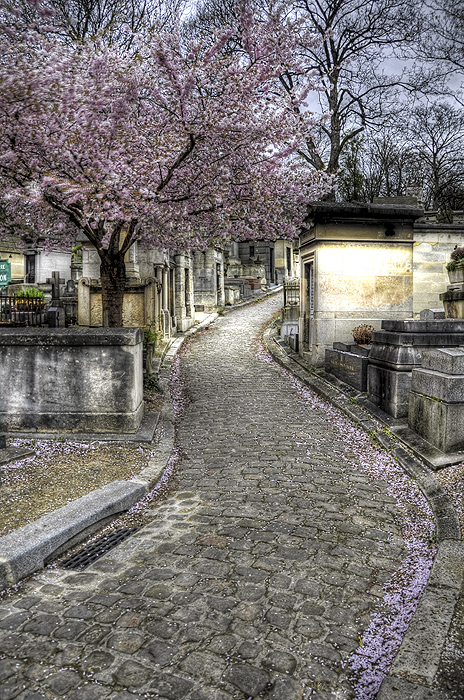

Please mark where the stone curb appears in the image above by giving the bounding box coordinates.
[263,327,462,700]
[0,480,146,591]
[0,312,220,593]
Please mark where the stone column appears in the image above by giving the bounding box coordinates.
[125,241,140,281]
[77,278,91,326]
[161,266,170,336]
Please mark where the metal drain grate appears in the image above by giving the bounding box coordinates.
[59,527,139,570]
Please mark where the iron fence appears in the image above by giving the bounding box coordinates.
[283,279,300,307]
[0,295,49,327]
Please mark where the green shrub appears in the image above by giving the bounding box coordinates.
[13,288,45,302]
[447,246,464,271]
[143,375,163,393]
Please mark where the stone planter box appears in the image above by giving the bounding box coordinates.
[447,262,464,285]
[0,327,143,433]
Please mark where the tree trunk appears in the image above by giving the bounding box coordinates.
[99,249,126,327]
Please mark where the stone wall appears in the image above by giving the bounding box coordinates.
[77,277,159,328]
[413,216,464,315]
[0,328,143,433]
[33,249,72,285]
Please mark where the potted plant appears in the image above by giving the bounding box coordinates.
[352,324,375,346]
[446,246,464,284]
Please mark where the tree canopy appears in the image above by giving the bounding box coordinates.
[0,1,330,324]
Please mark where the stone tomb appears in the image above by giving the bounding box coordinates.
[0,327,143,433]
[325,342,370,392]
[368,319,464,418]
[409,347,464,453]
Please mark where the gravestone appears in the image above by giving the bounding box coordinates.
[325,342,370,392]
[62,279,78,326]
[47,271,65,327]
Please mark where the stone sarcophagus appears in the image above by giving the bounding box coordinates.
[0,327,144,433]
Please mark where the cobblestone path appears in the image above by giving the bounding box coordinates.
[0,294,436,700]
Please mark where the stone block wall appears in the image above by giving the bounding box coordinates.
[412,220,464,315]
[409,347,464,453]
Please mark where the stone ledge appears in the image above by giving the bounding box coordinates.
[4,411,159,443]
[391,423,464,470]
[376,676,448,699]
[383,541,464,694]
[0,447,35,467]
[0,327,143,346]
[0,480,146,591]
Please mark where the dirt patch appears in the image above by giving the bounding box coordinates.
[0,389,165,538]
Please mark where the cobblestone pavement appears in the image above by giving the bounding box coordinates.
[0,294,438,700]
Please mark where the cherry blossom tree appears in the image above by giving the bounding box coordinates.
[0,8,330,325]
[4,0,186,48]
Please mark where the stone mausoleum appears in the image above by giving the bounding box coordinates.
[298,200,464,367]
[299,200,424,366]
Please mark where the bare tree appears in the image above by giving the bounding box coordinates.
[421,0,464,75]
[189,0,421,188]
[287,0,423,176]
[336,131,421,203]
[337,102,464,219]
[406,102,464,214]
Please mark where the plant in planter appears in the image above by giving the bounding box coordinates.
[13,288,46,311]
[446,246,464,283]
[352,324,375,345]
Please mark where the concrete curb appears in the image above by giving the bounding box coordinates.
[263,327,462,700]
[0,312,219,592]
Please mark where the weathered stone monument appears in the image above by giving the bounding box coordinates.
[409,347,464,453]
[440,265,464,318]
[325,342,370,391]
[46,270,65,327]
[367,319,464,418]
[78,277,159,328]
[298,201,423,366]
[0,327,144,433]
[193,248,225,312]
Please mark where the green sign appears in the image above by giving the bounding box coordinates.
[0,259,11,287]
